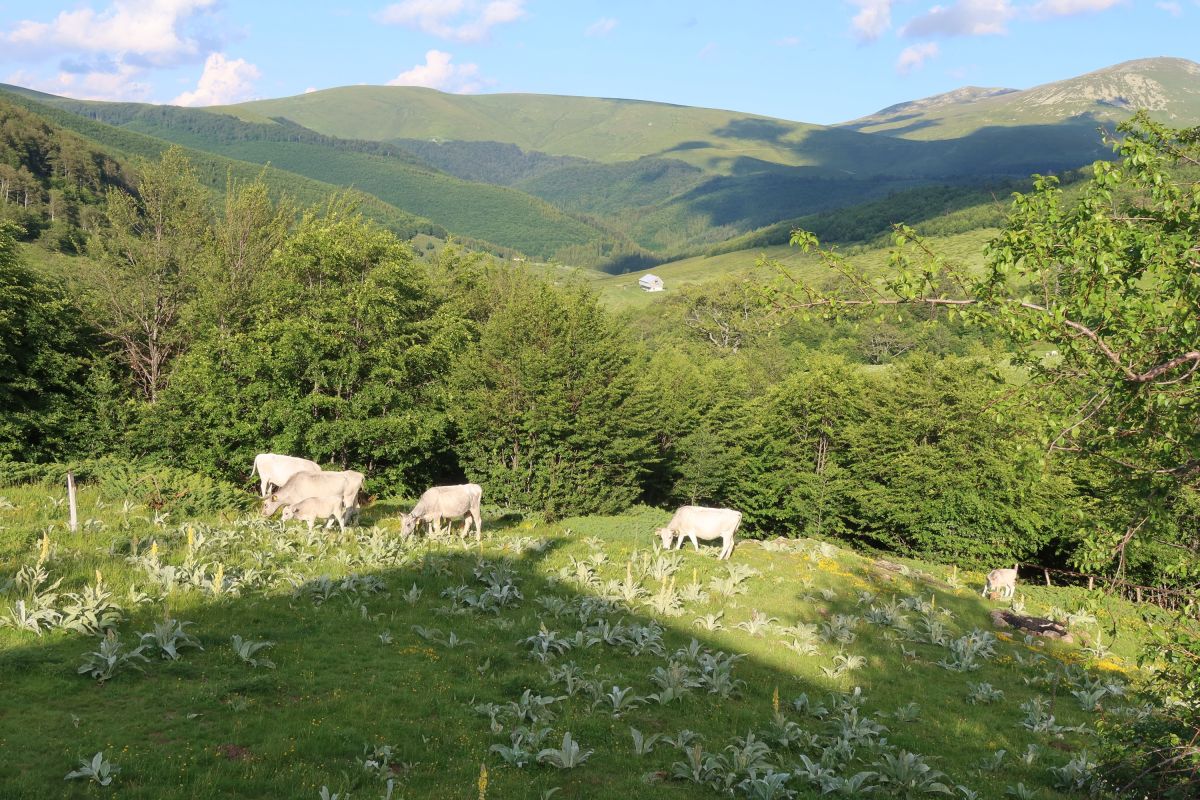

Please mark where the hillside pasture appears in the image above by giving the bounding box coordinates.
[0,481,1149,799]
[572,228,998,311]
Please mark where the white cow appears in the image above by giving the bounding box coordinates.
[261,471,351,519]
[401,484,483,542]
[655,506,742,560]
[982,564,1019,600]
[251,453,321,498]
[327,470,366,526]
[281,495,348,533]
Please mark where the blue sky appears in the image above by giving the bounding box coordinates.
[0,1,1195,124]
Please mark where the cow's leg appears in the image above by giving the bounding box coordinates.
[472,510,482,542]
[690,533,701,552]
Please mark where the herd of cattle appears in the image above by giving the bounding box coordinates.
[250,452,1021,593]
[250,452,743,558]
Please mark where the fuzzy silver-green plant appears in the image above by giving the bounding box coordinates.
[230,635,275,669]
[78,635,150,681]
[536,732,592,769]
[64,751,119,785]
[138,617,203,660]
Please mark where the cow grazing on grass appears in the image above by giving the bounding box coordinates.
[251,453,321,498]
[281,495,348,533]
[261,471,351,519]
[328,469,366,526]
[401,484,483,542]
[982,564,1019,600]
[655,506,742,560]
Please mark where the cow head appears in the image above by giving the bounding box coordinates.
[654,527,674,549]
[280,505,297,522]
[400,513,418,539]
[261,494,283,517]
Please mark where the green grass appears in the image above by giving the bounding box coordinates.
[0,479,1155,799]
[564,228,999,312]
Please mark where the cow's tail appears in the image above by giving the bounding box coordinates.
[249,456,259,479]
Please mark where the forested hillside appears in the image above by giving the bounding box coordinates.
[15,59,1193,268]
[0,90,451,247]
[23,96,625,261]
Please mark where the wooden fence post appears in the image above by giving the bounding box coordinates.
[1043,568,1051,587]
[67,471,78,533]
[1087,576,1094,591]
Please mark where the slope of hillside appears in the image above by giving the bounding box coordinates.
[0,485,1153,799]
[0,88,443,242]
[844,57,1200,139]
[5,96,618,261]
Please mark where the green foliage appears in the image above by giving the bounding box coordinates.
[0,221,96,461]
[0,96,129,247]
[64,751,120,786]
[450,275,655,517]
[145,199,463,492]
[85,146,212,402]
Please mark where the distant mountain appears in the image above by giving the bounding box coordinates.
[5,57,1197,271]
[842,57,1200,139]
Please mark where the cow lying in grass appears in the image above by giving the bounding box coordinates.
[655,506,742,560]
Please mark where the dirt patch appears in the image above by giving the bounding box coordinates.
[990,609,1073,643]
[216,744,253,761]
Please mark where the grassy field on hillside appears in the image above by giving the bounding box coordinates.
[575,228,999,312]
[0,479,1154,799]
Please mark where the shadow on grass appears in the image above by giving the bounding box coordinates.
[0,505,1110,800]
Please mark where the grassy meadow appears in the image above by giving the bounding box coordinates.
[0,480,1154,799]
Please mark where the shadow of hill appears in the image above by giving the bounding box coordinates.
[0,513,1111,799]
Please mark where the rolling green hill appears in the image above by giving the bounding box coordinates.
[0,88,445,244]
[1,95,621,261]
[6,57,1196,271]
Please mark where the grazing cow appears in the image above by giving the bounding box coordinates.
[326,470,366,526]
[261,471,351,519]
[982,564,1019,600]
[250,453,321,498]
[281,495,348,533]
[401,484,483,542]
[655,506,741,560]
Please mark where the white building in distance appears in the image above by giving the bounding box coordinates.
[639,273,664,292]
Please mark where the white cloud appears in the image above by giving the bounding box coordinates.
[375,0,526,42]
[585,17,618,37]
[848,0,894,42]
[775,35,802,46]
[1028,0,1123,17]
[304,86,319,94]
[1155,0,1182,14]
[387,49,486,93]
[1,0,218,64]
[902,0,1014,38]
[896,42,940,73]
[6,64,154,102]
[698,42,718,60]
[172,53,260,106]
